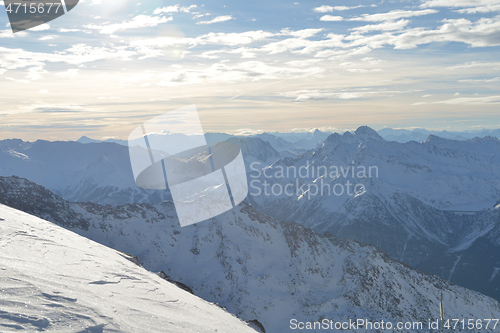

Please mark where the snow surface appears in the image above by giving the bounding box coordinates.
[0,204,256,333]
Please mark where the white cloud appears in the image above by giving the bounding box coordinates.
[260,30,329,54]
[457,5,500,13]
[198,30,274,45]
[24,24,51,31]
[56,69,80,79]
[85,15,172,34]
[39,35,59,41]
[153,5,179,14]
[197,15,234,25]
[59,28,84,33]
[435,95,500,104]
[459,77,500,83]
[26,66,47,81]
[421,0,500,8]
[199,47,257,59]
[421,0,500,13]
[391,16,500,48]
[0,30,15,38]
[352,19,410,33]
[281,89,363,102]
[351,9,438,22]
[130,30,275,58]
[181,5,197,13]
[313,5,335,13]
[327,16,500,50]
[156,61,323,87]
[313,5,364,12]
[346,68,382,73]
[39,89,49,94]
[320,15,344,22]
[447,61,500,70]
[281,28,324,38]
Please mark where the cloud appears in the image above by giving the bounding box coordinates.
[18,103,88,114]
[130,30,275,60]
[30,24,51,31]
[85,15,172,34]
[447,61,500,70]
[197,15,234,25]
[55,69,80,79]
[313,5,364,12]
[313,5,335,13]
[421,0,500,13]
[459,77,500,83]
[199,47,257,59]
[181,5,197,13]
[351,9,438,22]
[280,89,363,102]
[26,66,47,81]
[320,15,344,22]
[39,35,59,41]
[197,30,274,45]
[0,30,15,38]
[351,19,410,33]
[435,95,500,104]
[328,16,500,50]
[421,0,500,8]
[391,16,500,48]
[156,61,324,87]
[457,5,500,13]
[153,5,179,14]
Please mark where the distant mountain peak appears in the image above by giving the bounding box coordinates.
[77,136,97,144]
[354,126,384,141]
[424,134,451,144]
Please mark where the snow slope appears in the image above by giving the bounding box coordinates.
[1,177,499,333]
[0,204,256,333]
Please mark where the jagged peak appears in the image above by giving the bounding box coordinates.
[354,126,384,141]
[423,134,452,144]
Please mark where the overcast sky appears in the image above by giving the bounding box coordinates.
[1,0,499,140]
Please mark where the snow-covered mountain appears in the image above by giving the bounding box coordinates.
[226,136,291,167]
[247,127,500,301]
[378,128,500,143]
[2,127,499,304]
[1,176,499,333]
[268,129,332,151]
[251,133,302,155]
[0,136,282,206]
[0,139,170,205]
[0,203,257,333]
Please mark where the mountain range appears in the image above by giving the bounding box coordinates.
[1,176,499,332]
[248,126,500,302]
[1,126,499,304]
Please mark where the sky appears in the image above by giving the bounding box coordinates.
[0,0,500,140]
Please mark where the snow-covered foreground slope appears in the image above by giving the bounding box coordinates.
[0,204,257,333]
[1,177,499,332]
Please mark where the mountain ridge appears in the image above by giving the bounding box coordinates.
[0,175,499,332]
